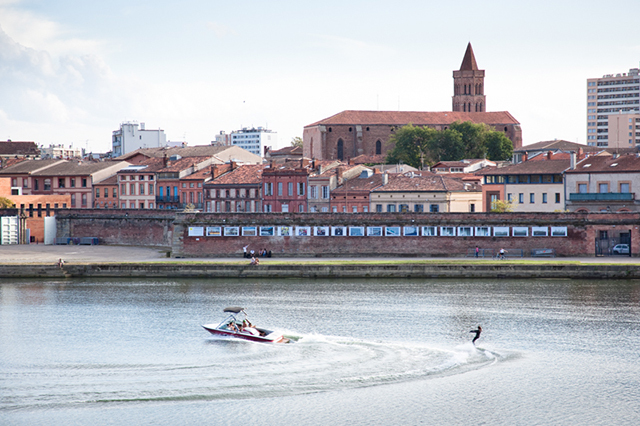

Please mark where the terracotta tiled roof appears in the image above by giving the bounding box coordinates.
[476,159,570,175]
[333,173,387,192]
[373,174,480,192]
[94,175,118,185]
[209,164,265,185]
[515,140,595,153]
[0,157,27,169]
[0,141,39,156]
[305,110,519,127]
[268,146,303,156]
[31,160,129,176]
[118,158,167,173]
[0,159,66,174]
[156,156,212,173]
[565,154,640,174]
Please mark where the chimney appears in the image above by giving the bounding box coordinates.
[336,166,344,182]
[547,151,553,160]
[382,173,388,186]
[578,147,584,160]
[570,151,576,169]
[264,146,270,157]
[231,161,237,170]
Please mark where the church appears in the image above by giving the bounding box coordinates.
[303,43,522,162]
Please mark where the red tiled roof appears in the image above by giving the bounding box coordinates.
[0,141,39,156]
[476,159,570,175]
[209,164,265,185]
[305,110,519,127]
[373,174,480,192]
[350,154,386,164]
[333,173,387,193]
[566,154,640,173]
[459,42,479,71]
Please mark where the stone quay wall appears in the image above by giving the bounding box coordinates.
[54,210,640,258]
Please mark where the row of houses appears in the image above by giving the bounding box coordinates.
[2,141,640,218]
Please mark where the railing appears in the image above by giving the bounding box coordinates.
[156,196,181,203]
[569,193,634,201]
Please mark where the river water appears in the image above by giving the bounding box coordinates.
[1,277,639,425]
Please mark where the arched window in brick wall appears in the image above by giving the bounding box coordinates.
[337,139,344,160]
[376,140,382,155]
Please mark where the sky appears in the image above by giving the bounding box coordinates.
[1,0,639,154]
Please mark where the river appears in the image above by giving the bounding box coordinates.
[1,277,639,425]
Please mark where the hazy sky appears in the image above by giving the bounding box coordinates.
[1,0,638,153]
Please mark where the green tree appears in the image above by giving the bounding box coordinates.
[386,125,439,169]
[485,131,513,161]
[449,121,488,159]
[490,199,515,213]
[290,136,303,148]
[0,197,15,208]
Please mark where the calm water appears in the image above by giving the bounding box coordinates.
[1,277,639,425]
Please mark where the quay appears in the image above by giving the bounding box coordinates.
[1,245,639,280]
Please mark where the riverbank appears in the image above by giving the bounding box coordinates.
[0,245,639,279]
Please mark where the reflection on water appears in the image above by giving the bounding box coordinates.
[1,278,639,425]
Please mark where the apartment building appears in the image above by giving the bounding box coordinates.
[586,68,640,148]
[230,127,277,156]
[112,122,167,157]
[205,164,264,213]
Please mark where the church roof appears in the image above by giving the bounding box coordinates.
[459,42,479,71]
[305,110,519,127]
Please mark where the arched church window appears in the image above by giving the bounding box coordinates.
[375,140,382,155]
[337,139,344,160]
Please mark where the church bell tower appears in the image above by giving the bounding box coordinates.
[452,43,486,112]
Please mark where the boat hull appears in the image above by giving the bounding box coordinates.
[202,325,289,344]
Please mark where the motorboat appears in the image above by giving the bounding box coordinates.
[202,307,293,344]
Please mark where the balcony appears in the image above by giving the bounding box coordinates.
[569,193,634,201]
[156,196,181,203]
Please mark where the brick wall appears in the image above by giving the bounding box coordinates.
[55,210,639,257]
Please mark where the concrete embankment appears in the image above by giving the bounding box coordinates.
[1,262,640,280]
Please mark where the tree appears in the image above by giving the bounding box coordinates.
[290,136,303,148]
[449,121,488,159]
[386,125,439,169]
[490,199,515,213]
[485,131,513,161]
[0,197,15,208]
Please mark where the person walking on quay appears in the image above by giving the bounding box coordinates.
[475,246,480,258]
[243,245,249,258]
[470,325,482,345]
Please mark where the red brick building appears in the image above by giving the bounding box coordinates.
[262,160,313,213]
[205,164,265,213]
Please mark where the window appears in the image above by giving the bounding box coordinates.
[139,183,145,195]
[310,186,318,199]
[332,206,338,213]
[376,204,382,212]
[430,204,439,213]
[352,206,358,213]
[81,194,87,206]
[387,204,396,213]
[43,179,51,191]
[264,183,273,196]
[322,186,330,199]
[82,178,87,187]
[414,204,424,213]
[149,185,154,195]
[70,178,75,188]
[620,182,630,193]
[113,188,117,198]
[299,204,305,213]
[399,204,409,212]
[71,194,76,207]
[507,193,513,202]
[598,183,609,193]
[282,204,289,213]
[578,183,587,193]
[519,193,524,204]
[542,193,547,203]
[470,203,475,212]
[363,206,368,212]
[58,178,65,188]
[277,182,283,196]
[298,182,305,196]
[530,193,535,203]
[190,182,194,188]
[288,182,293,196]
[130,183,136,195]
[555,193,561,203]
[121,184,126,195]
[96,188,100,198]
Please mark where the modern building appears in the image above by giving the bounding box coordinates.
[605,112,640,149]
[40,144,83,159]
[230,127,277,156]
[112,122,167,157]
[452,43,486,113]
[586,68,640,148]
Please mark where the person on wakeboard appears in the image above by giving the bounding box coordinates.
[470,325,482,345]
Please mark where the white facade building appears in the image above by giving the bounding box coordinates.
[586,68,640,148]
[230,127,277,156]
[112,122,167,157]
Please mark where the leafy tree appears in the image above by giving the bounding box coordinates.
[386,121,514,167]
[490,199,515,213]
[290,136,303,148]
[0,197,15,208]
[485,131,513,161]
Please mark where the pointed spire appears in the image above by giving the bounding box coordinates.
[459,42,478,71]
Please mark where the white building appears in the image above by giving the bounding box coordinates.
[230,127,277,156]
[40,144,83,159]
[112,122,167,157]
[586,68,640,148]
